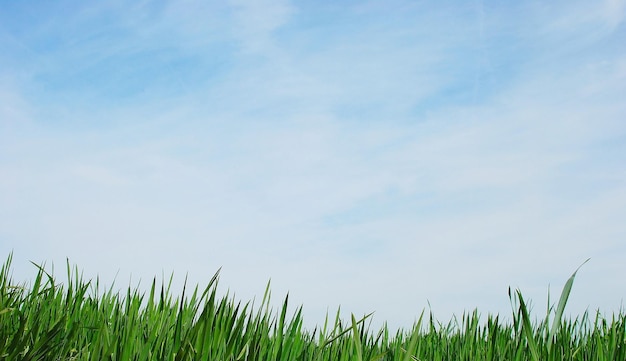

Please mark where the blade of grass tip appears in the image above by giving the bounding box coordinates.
[198,268,221,302]
[332,306,342,335]
[262,279,272,315]
[273,293,289,361]
[547,258,590,353]
[319,309,330,344]
[545,284,551,338]
[28,261,53,301]
[173,276,188,353]
[351,314,364,361]
[516,290,540,361]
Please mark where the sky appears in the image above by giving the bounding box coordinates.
[1,0,625,332]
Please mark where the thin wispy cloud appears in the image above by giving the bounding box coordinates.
[1,0,625,330]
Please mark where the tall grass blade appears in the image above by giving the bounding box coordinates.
[351,314,364,361]
[516,290,540,361]
[546,258,590,353]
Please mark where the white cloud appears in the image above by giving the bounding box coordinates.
[603,0,626,29]
[0,85,32,128]
[533,0,625,43]
[228,0,295,53]
[71,165,132,187]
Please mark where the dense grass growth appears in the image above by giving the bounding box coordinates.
[1,255,624,361]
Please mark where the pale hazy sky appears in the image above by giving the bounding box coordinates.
[1,0,625,331]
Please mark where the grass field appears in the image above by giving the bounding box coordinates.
[1,254,624,360]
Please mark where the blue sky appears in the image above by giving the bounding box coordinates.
[1,0,625,331]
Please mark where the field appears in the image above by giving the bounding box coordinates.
[1,255,624,361]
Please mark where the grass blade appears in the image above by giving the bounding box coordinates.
[547,258,590,353]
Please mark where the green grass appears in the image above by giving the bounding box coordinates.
[1,254,624,360]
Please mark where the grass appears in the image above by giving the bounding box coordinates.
[1,254,624,361]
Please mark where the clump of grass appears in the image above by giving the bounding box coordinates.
[1,253,624,360]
